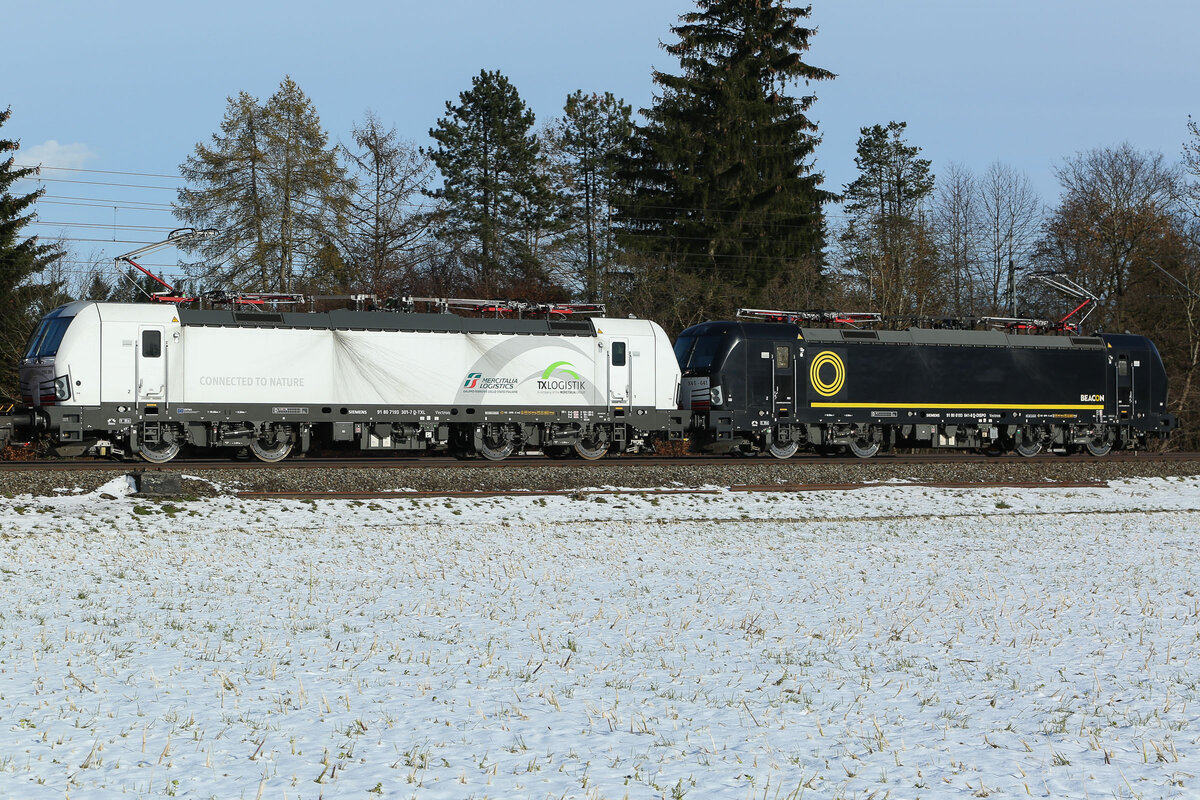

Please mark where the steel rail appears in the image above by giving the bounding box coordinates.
[2,451,1200,472]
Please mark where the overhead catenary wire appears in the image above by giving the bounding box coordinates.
[1146,260,1200,302]
[7,162,1027,290]
[46,236,177,246]
[14,175,181,191]
[17,165,858,220]
[38,197,176,211]
[14,164,185,180]
[48,259,182,268]
[15,161,944,282]
[26,237,895,275]
[31,220,192,233]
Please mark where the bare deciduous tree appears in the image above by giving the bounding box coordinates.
[1037,144,1180,328]
[978,161,1041,315]
[930,162,980,316]
[339,112,434,295]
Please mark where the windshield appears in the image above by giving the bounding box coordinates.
[23,316,73,359]
[674,333,725,371]
[673,335,696,367]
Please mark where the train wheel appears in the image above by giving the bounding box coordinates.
[767,441,798,459]
[1084,437,1113,457]
[139,439,181,464]
[848,438,878,459]
[573,436,610,461]
[1014,440,1042,457]
[249,437,293,463]
[478,441,513,461]
[476,430,514,461]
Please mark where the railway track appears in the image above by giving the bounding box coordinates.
[1,450,1198,472]
[4,450,1197,500]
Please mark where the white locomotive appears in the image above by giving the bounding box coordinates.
[12,301,685,462]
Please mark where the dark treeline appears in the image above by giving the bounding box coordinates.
[4,0,1200,445]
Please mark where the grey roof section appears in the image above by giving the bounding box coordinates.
[800,327,1105,349]
[177,307,598,336]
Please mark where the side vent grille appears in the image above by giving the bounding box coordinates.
[234,312,284,325]
[547,320,594,334]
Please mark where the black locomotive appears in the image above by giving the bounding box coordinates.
[676,315,1177,458]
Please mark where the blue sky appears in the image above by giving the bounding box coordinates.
[5,0,1199,284]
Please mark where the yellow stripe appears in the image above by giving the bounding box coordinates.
[810,402,1104,410]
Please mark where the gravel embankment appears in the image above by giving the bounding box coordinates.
[2,457,1199,497]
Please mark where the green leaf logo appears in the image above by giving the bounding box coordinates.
[541,361,582,380]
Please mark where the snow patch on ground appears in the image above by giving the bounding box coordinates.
[1,477,1198,798]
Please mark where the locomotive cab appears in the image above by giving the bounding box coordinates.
[675,322,730,413]
[1099,333,1176,436]
[20,304,79,408]
[675,321,797,452]
[13,302,184,456]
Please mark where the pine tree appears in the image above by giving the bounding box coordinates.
[425,70,559,297]
[619,0,834,315]
[83,271,113,302]
[551,91,633,303]
[838,121,937,317]
[177,77,349,293]
[0,106,64,398]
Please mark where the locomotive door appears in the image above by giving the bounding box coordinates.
[136,326,167,403]
[608,339,630,404]
[772,342,794,418]
[1115,353,1133,419]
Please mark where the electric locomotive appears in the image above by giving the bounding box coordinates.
[4,300,686,462]
[677,311,1177,457]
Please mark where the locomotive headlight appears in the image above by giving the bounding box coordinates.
[53,375,71,401]
[710,385,723,407]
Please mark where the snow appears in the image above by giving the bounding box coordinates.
[1,475,1199,799]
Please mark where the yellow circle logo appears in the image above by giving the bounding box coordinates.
[809,351,845,396]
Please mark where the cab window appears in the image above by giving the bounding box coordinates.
[23,316,73,359]
[684,335,724,370]
[673,335,695,367]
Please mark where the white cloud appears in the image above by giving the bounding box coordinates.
[20,139,96,171]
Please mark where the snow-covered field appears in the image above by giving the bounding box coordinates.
[1,476,1199,799]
